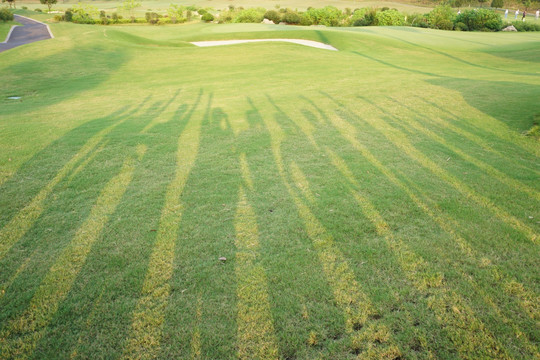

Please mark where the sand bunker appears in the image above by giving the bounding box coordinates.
[191,39,338,51]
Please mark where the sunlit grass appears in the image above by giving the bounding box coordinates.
[0,15,538,360]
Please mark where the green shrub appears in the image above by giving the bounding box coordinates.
[264,9,280,23]
[375,8,405,26]
[351,8,378,26]
[201,12,214,22]
[198,8,207,15]
[510,21,540,31]
[490,0,504,8]
[454,21,468,30]
[53,14,63,21]
[64,9,72,21]
[145,12,160,24]
[158,17,171,25]
[454,8,502,31]
[34,8,42,12]
[281,10,300,24]
[21,6,27,9]
[407,13,429,27]
[235,8,265,23]
[305,6,344,26]
[428,5,456,30]
[0,6,13,22]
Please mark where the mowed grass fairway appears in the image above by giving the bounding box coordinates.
[0,18,539,359]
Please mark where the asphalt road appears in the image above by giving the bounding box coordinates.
[0,14,53,53]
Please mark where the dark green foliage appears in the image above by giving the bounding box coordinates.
[407,13,430,27]
[39,0,56,12]
[351,8,378,26]
[491,0,504,8]
[145,12,160,24]
[454,21,468,30]
[510,20,540,30]
[264,9,281,23]
[304,6,344,26]
[197,8,207,15]
[454,8,502,31]
[34,8,42,12]
[281,11,300,24]
[0,6,13,21]
[64,9,72,21]
[375,8,406,25]
[429,5,456,30]
[235,8,265,23]
[201,12,214,22]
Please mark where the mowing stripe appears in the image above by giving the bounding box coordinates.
[239,152,254,191]
[122,101,203,360]
[262,108,401,358]
[0,118,126,261]
[325,147,510,359]
[190,295,203,360]
[234,186,279,360]
[0,147,144,359]
[332,103,537,244]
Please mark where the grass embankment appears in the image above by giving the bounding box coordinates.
[0,20,19,42]
[0,18,539,359]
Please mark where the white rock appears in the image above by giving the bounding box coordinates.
[502,25,517,31]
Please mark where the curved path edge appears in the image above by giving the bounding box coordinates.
[0,14,53,52]
[191,39,338,51]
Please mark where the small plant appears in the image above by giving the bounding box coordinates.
[34,8,42,12]
[0,6,13,22]
[64,8,72,21]
[264,9,280,23]
[201,12,214,22]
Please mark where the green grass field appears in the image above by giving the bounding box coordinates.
[0,14,539,360]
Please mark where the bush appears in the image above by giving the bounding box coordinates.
[454,21,468,30]
[21,6,27,9]
[510,21,540,31]
[375,8,405,26]
[235,8,265,23]
[490,0,504,8]
[351,8,378,26]
[198,8,207,15]
[454,8,502,31]
[0,6,13,22]
[201,12,214,22]
[145,12,160,24]
[281,10,300,24]
[158,17,171,25]
[428,5,456,29]
[305,6,344,26]
[53,14,63,21]
[407,13,429,27]
[64,9,72,21]
[34,8,42,12]
[264,9,280,23]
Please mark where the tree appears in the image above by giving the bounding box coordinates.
[40,0,57,12]
[0,6,14,21]
[491,0,503,8]
[121,0,140,18]
[2,0,16,9]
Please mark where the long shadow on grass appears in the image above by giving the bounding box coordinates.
[0,97,178,356]
[156,97,243,358]
[31,91,198,359]
[313,92,539,356]
[267,94,458,358]
[0,44,130,116]
[235,97,347,358]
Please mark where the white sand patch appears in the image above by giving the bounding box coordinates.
[191,39,338,51]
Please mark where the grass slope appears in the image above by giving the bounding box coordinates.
[0,18,539,360]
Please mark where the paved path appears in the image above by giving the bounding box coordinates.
[0,14,53,53]
[191,39,338,51]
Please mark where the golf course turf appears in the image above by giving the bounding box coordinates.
[0,15,539,360]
